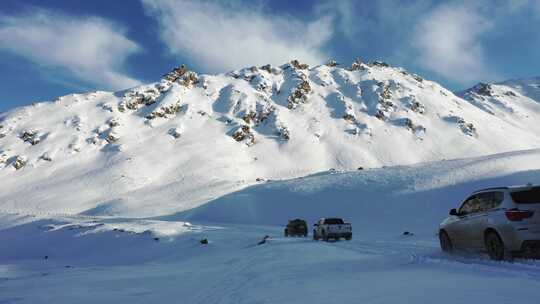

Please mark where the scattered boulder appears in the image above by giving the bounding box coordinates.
[504,90,517,97]
[277,126,290,141]
[40,152,53,162]
[107,117,121,128]
[106,131,120,143]
[0,151,8,164]
[343,113,356,122]
[200,238,209,245]
[13,156,27,170]
[168,128,182,139]
[357,167,364,171]
[375,110,386,121]
[410,100,426,114]
[257,235,270,245]
[412,74,424,83]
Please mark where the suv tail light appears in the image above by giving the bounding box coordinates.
[505,208,534,221]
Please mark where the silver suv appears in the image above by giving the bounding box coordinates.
[439,185,540,260]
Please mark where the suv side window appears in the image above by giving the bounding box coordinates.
[477,191,504,212]
[459,196,478,215]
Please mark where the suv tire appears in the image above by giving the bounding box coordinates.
[485,231,508,261]
[439,230,453,253]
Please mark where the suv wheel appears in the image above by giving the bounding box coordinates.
[485,231,507,261]
[439,230,453,253]
[313,230,319,241]
[284,229,288,237]
[322,231,329,242]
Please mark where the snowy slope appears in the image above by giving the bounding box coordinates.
[1,60,540,217]
[180,148,540,234]
[2,150,540,303]
[458,77,540,133]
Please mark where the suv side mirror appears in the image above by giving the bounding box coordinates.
[313,223,318,227]
[449,209,458,216]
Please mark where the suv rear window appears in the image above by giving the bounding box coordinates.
[324,218,344,225]
[511,187,540,204]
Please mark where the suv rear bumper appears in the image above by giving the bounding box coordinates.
[518,240,540,258]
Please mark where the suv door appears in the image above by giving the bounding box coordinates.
[446,196,477,248]
[467,192,504,248]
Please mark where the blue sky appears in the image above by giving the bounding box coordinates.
[1,0,539,112]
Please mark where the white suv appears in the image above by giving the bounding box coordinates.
[439,185,540,260]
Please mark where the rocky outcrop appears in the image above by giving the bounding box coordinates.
[287,77,312,109]
[232,125,255,146]
[375,83,394,120]
[444,115,477,137]
[163,64,199,87]
[290,59,309,70]
[474,83,493,97]
[20,129,44,145]
[350,58,366,71]
[146,103,183,120]
[241,107,275,126]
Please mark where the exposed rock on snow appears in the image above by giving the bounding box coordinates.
[232,125,255,146]
[290,59,309,70]
[20,129,44,145]
[12,155,27,170]
[444,115,477,137]
[168,128,182,139]
[287,77,312,109]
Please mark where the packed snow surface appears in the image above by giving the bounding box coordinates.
[2,149,540,303]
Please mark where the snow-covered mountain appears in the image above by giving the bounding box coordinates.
[1,59,540,217]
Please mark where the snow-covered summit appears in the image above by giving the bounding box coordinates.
[1,59,540,217]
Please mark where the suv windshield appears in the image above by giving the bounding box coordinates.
[511,187,540,204]
[324,218,344,225]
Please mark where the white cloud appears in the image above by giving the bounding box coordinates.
[0,10,141,90]
[142,0,333,72]
[413,3,496,84]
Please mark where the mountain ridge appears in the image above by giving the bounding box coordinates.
[1,59,540,217]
